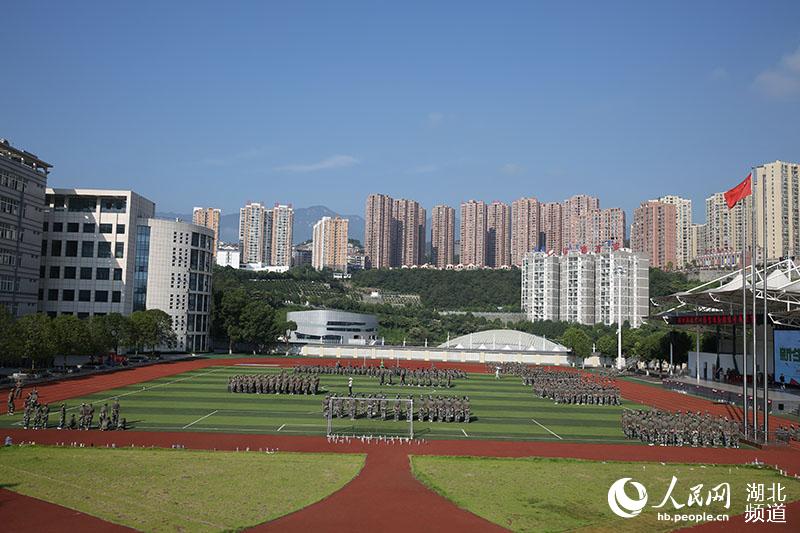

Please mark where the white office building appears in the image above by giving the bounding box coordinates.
[593,249,649,327]
[135,218,214,352]
[271,204,293,267]
[216,243,241,269]
[39,189,213,351]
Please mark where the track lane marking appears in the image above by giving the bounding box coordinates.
[461,428,469,437]
[277,424,286,431]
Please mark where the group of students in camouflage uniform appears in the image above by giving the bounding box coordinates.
[621,409,740,448]
[323,393,471,423]
[294,363,465,388]
[227,373,320,395]
[520,367,621,405]
[775,425,800,443]
[17,387,125,431]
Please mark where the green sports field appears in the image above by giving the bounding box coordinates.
[0,446,364,532]
[412,456,800,532]
[0,365,643,442]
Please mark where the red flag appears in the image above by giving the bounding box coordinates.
[724,174,752,209]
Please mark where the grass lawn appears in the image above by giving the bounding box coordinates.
[411,456,800,532]
[0,366,645,443]
[0,446,364,532]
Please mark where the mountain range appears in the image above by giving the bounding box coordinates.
[155,206,365,245]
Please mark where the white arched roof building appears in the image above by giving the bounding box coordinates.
[440,329,569,353]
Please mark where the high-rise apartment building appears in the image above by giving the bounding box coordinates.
[521,252,560,321]
[270,204,294,267]
[0,139,50,317]
[593,249,649,328]
[522,248,648,327]
[585,208,626,250]
[631,201,677,269]
[312,216,348,271]
[192,207,221,257]
[460,200,487,267]
[430,205,455,268]
[754,161,800,261]
[559,251,596,325]
[510,197,540,266]
[238,202,270,264]
[486,201,511,267]
[540,202,562,254]
[703,192,749,260]
[364,193,394,269]
[658,196,692,268]
[393,198,426,267]
[561,195,600,251]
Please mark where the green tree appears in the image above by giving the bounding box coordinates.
[129,310,176,354]
[14,313,56,369]
[219,289,248,353]
[239,300,279,354]
[560,326,593,358]
[0,305,19,366]
[596,333,617,357]
[50,315,91,356]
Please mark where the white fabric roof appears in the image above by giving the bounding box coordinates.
[440,329,569,353]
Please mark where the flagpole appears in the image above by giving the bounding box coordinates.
[741,194,748,439]
[762,168,769,443]
[751,170,758,439]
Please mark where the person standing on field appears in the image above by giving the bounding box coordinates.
[348,377,353,396]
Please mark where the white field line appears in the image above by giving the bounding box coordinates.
[233,364,280,367]
[531,418,562,440]
[277,424,286,432]
[461,428,469,437]
[182,410,219,429]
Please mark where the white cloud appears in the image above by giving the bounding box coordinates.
[274,155,360,173]
[427,112,445,127]
[754,45,800,99]
[501,163,524,175]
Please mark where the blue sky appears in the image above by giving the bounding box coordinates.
[3,1,799,223]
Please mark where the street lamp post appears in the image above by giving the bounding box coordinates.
[616,265,624,371]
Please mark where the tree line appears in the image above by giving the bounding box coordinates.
[0,307,176,369]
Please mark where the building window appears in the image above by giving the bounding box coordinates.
[100,197,127,213]
[0,222,17,242]
[67,222,79,233]
[81,241,94,257]
[52,222,63,232]
[48,289,59,301]
[51,240,62,256]
[0,247,17,266]
[115,242,124,258]
[0,195,20,215]
[112,290,121,303]
[41,239,48,256]
[78,290,91,302]
[62,289,75,301]
[96,267,110,280]
[64,266,76,279]
[95,290,108,302]
[113,268,122,281]
[133,226,150,311]
[116,224,126,234]
[49,266,60,279]
[99,223,113,234]
[68,196,97,212]
[97,241,111,258]
[43,221,49,232]
[0,275,18,293]
[65,240,78,257]
[77,312,89,319]
[83,223,95,233]
[80,267,93,280]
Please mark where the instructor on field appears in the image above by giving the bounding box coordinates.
[348,377,353,396]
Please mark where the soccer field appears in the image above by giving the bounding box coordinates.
[0,365,642,442]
